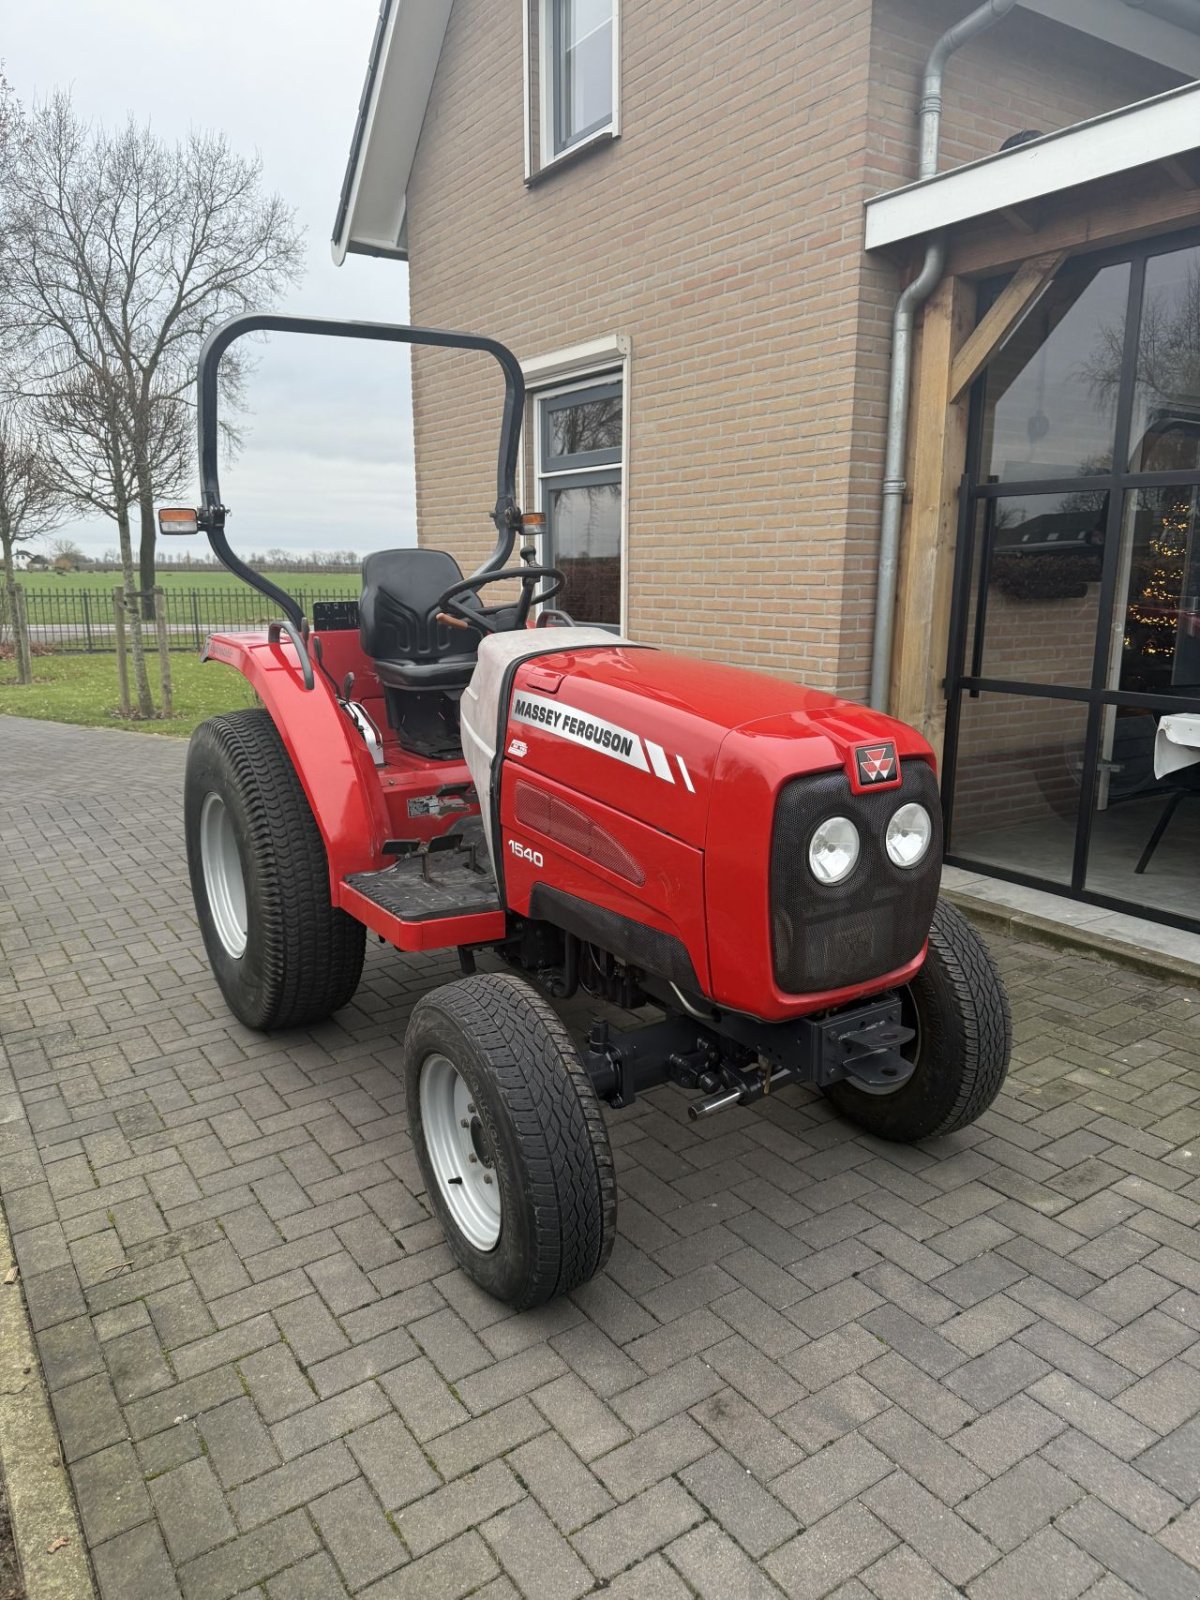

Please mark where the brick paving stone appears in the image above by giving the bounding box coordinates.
[864,1470,999,1587]
[666,1521,787,1600]
[680,1448,798,1558]
[965,1526,1101,1600]
[311,1478,409,1589]
[198,1395,282,1487]
[394,1458,522,1556]
[1056,1500,1200,1600]
[592,1414,712,1501]
[773,1433,894,1529]
[765,1502,899,1600]
[346,1413,441,1511]
[358,1530,497,1600]
[571,1479,704,1579]
[71,1439,153,1547]
[227,1439,359,1529]
[147,1457,236,1563]
[178,1509,320,1600]
[862,1543,962,1599]
[7,722,1200,1600]
[92,1521,183,1600]
[266,1553,351,1600]
[482,1496,595,1600]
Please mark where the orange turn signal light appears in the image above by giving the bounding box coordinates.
[159,507,199,536]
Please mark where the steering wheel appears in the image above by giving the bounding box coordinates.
[434,565,565,635]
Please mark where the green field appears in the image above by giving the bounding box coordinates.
[18,568,361,596]
[0,652,257,737]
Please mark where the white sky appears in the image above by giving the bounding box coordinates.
[1,0,418,559]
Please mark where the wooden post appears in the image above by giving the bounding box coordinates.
[889,274,976,760]
[13,584,32,685]
[112,586,132,718]
[153,586,173,720]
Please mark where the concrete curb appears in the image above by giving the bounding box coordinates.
[945,887,1200,989]
[0,1204,96,1600]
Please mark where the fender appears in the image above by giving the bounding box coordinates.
[201,631,389,884]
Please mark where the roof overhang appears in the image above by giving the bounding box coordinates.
[331,0,453,265]
[864,79,1200,252]
[1018,0,1200,76]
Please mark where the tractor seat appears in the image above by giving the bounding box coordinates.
[359,548,480,691]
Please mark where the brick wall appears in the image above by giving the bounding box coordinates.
[403,0,1182,699]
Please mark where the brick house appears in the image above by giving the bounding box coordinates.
[333,0,1200,935]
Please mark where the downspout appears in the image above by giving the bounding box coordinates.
[868,0,1018,711]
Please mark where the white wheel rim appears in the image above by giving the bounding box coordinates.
[419,1053,501,1251]
[200,792,248,959]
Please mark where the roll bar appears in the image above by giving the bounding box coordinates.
[195,312,526,629]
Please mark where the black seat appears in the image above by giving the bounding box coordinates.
[359,548,480,691]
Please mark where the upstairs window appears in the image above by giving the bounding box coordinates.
[551,0,614,154]
[533,0,618,169]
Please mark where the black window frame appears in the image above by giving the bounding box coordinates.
[942,224,1200,936]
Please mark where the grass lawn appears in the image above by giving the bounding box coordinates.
[18,568,361,596]
[0,651,258,737]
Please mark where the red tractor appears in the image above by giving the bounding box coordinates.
[165,313,1011,1309]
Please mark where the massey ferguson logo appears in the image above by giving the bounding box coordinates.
[855,742,898,786]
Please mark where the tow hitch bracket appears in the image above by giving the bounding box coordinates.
[581,992,916,1117]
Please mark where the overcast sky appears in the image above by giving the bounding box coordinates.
[2,0,419,559]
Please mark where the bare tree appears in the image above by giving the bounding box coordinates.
[0,403,66,683]
[0,94,303,710]
[36,365,181,715]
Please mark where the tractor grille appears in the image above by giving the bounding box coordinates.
[769,759,942,994]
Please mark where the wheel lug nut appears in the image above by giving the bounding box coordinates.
[467,1103,476,1114]
[468,1153,477,1163]
[483,1174,493,1185]
[460,1118,470,1128]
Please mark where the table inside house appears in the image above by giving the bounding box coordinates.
[1154,713,1200,779]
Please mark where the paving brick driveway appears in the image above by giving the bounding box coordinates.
[2,715,1200,1600]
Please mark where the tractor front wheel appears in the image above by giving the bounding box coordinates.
[185,709,366,1030]
[404,974,616,1308]
[825,899,1011,1142]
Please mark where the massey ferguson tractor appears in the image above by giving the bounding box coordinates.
[162,313,1011,1309]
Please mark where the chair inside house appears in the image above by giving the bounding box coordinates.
[358,548,482,759]
[1135,713,1200,876]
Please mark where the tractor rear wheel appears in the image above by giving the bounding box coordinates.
[185,709,366,1030]
[404,973,616,1308]
[824,899,1010,1142]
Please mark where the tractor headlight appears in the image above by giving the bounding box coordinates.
[808,816,860,885]
[885,802,933,869]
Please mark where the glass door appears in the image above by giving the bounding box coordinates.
[943,232,1200,933]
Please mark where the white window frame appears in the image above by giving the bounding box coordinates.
[523,0,621,180]
[521,335,631,633]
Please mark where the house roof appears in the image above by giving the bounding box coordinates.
[331,0,453,264]
[864,78,1200,251]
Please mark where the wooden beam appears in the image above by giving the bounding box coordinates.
[948,251,1065,404]
[948,167,1200,278]
[889,274,976,760]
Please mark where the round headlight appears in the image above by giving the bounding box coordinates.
[808,816,860,885]
[886,802,933,869]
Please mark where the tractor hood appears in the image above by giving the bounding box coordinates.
[500,642,934,850]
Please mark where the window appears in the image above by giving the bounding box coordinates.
[533,0,617,168]
[536,378,623,629]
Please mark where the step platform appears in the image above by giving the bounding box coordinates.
[339,835,506,953]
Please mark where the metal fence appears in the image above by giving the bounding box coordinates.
[18,586,356,654]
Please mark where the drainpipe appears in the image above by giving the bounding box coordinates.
[868,0,1018,711]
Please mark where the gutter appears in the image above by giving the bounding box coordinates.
[868,0,1018,712]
